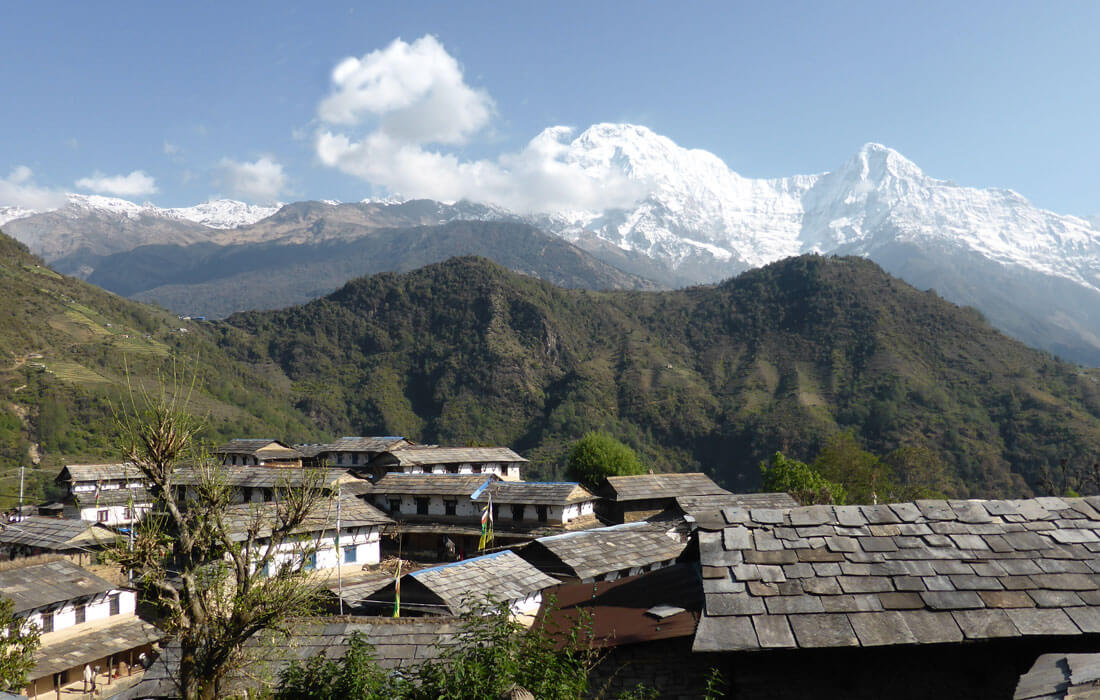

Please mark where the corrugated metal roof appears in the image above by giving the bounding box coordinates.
[603,473,729,501]
[0,517,112,550]
[693,496,1100,653]
[0,560,117,613]
[381,446,527,466]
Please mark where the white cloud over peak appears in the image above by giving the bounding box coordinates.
[75,170,158,197]
[0,165,67,209]
[315,35,642,214]
[217,156,287,203]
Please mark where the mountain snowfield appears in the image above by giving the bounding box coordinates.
[0,193,279,229]
[534,123,1100,294]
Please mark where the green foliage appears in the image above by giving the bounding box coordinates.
[277,633,399,699]
[812,432,890,505]
[760,451,846,504]
[0,595,41,692]
[567,431,645,490]
[277,601,600,700]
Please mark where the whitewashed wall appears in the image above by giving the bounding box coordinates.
[20,589,136,636]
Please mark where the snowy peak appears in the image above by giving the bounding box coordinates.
[847,142,924,182]
[1,193,280,230]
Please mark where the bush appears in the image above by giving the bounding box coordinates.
[565,431,645,490]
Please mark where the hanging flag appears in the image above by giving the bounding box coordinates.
[392,558,402,618]
[478,493,494,551]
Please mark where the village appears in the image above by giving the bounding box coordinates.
[1,435,1099,699]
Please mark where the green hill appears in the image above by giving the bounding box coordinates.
[0,230,319,505]
[219,254,1100,497]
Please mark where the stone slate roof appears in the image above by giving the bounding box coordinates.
[220,496,392,541]
[113,617,462,699]
[0,559,116,613]
[676,492,799,513]
[380,446,527,466]
[519,522,689,580]
[477,481,595,505]
[603,473,729,502]
[323,436,411,453]
[1015,652,1100,699]
[369,473,499,497]
[378,550,559,615]
[0,517,112,551]
[72,486,152,507]
[56,462,144,484]
[32,615,163,679]
[214,438,297,455]
[693,497,1100,653]
[172,466,352,489]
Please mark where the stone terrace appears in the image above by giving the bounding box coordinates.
[692,497,1100,652]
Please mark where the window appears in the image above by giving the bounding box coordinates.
[471,465,482,474]
[416,497,429,515]
[124,506,133,520]
[97,510,109,523]
[388,499,401,513]
[336,453,344,465]
[41,611,53,633]
[263,488,273,501]
[231,455,238,465]
[492,504,500,521]
[303,553,316,571]
[261,562,270,578]
[344,545,357,563]
[444,499,457,516]
[511,505,524,521]
[109,594,120,616]
[351,452,359,465]
[536,505,548,523]
[75,604,86,624]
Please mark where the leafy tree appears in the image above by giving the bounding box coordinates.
[760,452,846,505]
[278,600,605,700]
[566,431,645,490]
[883,445,955,500]
[0,595,41,693]
[106,381,326,700]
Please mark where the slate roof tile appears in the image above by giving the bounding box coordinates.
[695,495,1100,652]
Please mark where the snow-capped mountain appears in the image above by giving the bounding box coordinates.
[531,123,1100,296]
[9,194,281,230]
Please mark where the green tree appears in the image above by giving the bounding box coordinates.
[0,595,41,693]
[883,445,955,500]
[565,431,644,490]
[107,380,325,700]
[277,633,399,699]
[813,431,893,504]
[760,452,846,505]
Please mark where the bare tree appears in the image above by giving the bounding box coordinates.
[107,380,326,700]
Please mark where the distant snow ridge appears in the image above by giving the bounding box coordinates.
[531,123,1100,293]
[1,194,280,229]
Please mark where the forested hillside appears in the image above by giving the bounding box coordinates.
[0,229,319,504]
[220,255,1100,496]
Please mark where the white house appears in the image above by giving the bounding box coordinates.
[214,439,305,467]
[0,559,162,698]
[367,446,526,481]
[298,436,413,468]
[54,463,152,526]
[220,495,393,575]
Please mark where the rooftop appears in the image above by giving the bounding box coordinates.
[0,559,117,613]
[72,486,152,507]
[172,465,355,489]
[520,522,689,580]
[220,496,392,541]
[1015,652,1100,700]
[379,446,527,466]
[692,496,1100,653]
[603,473,729,501]
[32,615,163,680]
[214,439,302,459]
[477,481,595,505]
[395,550,559,614]
[675,492,799,513]
[369,473,499,497]
[56,463,145,484]
[323,436,410,453]
[0,516,112,550]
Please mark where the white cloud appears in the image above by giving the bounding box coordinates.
[75,170,158,197]
[314,36,643,214]
[163,141,180,156]
[0,166,67,210]
[217,156,287,203]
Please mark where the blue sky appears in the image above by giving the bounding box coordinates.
[2,1,1098,216]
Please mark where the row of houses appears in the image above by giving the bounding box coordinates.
[98,493,1100,699]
